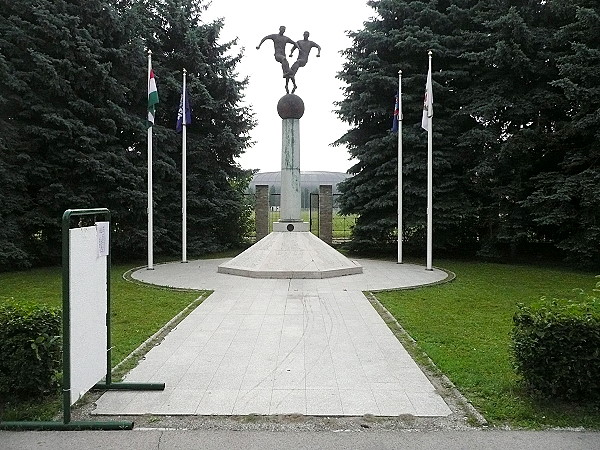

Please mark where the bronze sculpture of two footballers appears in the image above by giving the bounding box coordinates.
[256,26,321,94]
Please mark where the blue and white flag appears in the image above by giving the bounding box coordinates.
[176,90,192,133]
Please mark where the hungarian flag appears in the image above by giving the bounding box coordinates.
[176,90,192,133]
[391,94,399,133]
[148,69,159,127]
[421,63,433,131]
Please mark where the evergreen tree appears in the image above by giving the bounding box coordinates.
[0,0,147,267]
[336,0,599,266]
[336,0,481,254]
[460,1,583,260]
[0,0,254,269]
[461,0,599,264]
[522,2,600,266]
[144,0,255,255]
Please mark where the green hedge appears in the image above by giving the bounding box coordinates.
[0,302,62,399]
[511,282,600,400]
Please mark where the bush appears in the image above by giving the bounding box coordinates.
[0,302,61,400]
[511,279,600,400]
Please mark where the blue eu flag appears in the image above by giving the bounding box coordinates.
[176,91,192,133]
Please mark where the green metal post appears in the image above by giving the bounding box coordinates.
[105,210,112,387]
[61,209,75,424]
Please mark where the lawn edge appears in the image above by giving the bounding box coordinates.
[365,287,489,428]
[110,292,209,380]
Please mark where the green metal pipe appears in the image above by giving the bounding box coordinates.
[0,420,133,431]
[105,210,112,385]
[61,210,73,424]
[93,382,165,391]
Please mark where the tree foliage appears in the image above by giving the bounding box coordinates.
[143,0,255,255]
[336,0,599,267]
[0,0,254,270]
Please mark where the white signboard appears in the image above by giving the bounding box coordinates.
[69,225,108,405]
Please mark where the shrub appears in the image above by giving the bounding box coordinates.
[511,279,600,400]
[0,302,62,400]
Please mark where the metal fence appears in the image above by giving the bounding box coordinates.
[332,194,355,243]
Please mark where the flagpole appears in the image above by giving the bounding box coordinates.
[426,50,433,271]
[397,69,403,264]
[147,49,154,270]
[182,68,188,263]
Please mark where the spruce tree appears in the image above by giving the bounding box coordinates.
[336,0,481,254]
[522,1,600,266]
[459,2,563,258]
[463,0,598,264]
[143,0,255,255]
[336,0,599,266]
[0,0,147,267]
[0,0,254,269]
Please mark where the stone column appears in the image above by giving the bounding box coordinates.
[319,184,333,244]
[280,118,301,222]
[255,185,269,241]
[273,93,309,232]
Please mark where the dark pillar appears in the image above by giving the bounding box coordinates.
[319,184,333,244]
[255,185,269,241]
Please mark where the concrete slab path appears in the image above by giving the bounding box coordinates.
[94,259,451,417]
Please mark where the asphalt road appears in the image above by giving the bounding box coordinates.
[1,430,599,450]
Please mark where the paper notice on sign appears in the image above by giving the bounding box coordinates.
[96,222,109,257]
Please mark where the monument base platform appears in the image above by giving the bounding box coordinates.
[217,232,363,279]
[272,221,309,232]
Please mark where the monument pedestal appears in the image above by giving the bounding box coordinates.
[273,221,309,232]
[217,231,362,278]
[217,93,362,278]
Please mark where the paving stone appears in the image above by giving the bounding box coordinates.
[93,258,451,417]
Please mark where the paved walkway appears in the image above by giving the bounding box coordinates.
[94,259,451,417]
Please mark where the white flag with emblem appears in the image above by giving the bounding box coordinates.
[421,62,433,131]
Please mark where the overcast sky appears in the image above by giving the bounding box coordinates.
[203,0,375,174]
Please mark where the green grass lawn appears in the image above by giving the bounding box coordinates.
[2,258,598,428]
[375,260,600,429]
[0,262,205,420]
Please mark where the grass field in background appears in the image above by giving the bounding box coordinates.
[375,260,600,429]
[266,209,356,238]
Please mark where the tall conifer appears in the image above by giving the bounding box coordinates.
[336,0,599,266]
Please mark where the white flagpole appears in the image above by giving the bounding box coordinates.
[397,69,403,264]
[147,49,154,270]
[182,68,188,263]
[426,50,433,271]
